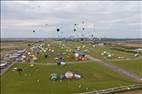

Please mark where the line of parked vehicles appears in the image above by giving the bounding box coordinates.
[0,49,26,71]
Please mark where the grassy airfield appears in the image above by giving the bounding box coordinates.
[110,59,142,76]
[1,40,142,94]
[1,63,137,94]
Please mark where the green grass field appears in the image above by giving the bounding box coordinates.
[110,59,142,76]
[35,41,75,63]
[1,63,138,94]
[55,41,141,61]
[1,40,142,94]
[63,41,142,76]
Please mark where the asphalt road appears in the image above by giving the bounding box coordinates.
[0,61,17,76]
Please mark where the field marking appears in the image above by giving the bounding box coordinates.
[86,55,142,82]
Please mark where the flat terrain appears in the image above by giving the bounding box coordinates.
[1,40,142,94]
[0,63,137,94]
[110,59,142,76]
[1,42,27,49]
[0,41,30,59]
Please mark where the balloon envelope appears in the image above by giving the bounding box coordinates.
[57,28,60,32]
[65,71,73,79]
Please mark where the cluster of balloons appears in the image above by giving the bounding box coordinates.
[32,21,96,40]
[30,4,97,39]
[50,71,81,81]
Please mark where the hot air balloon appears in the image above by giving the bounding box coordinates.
[57,28,60,32]
[74,24,77,26]
[82,28,85,31]
[91,34,94,37]
[74,28,76,32]
[33,30,35,32]
[80,38,84,41]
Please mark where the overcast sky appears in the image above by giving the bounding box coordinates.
[1,1,142,38]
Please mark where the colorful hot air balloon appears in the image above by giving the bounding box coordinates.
[65,71,73,79]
